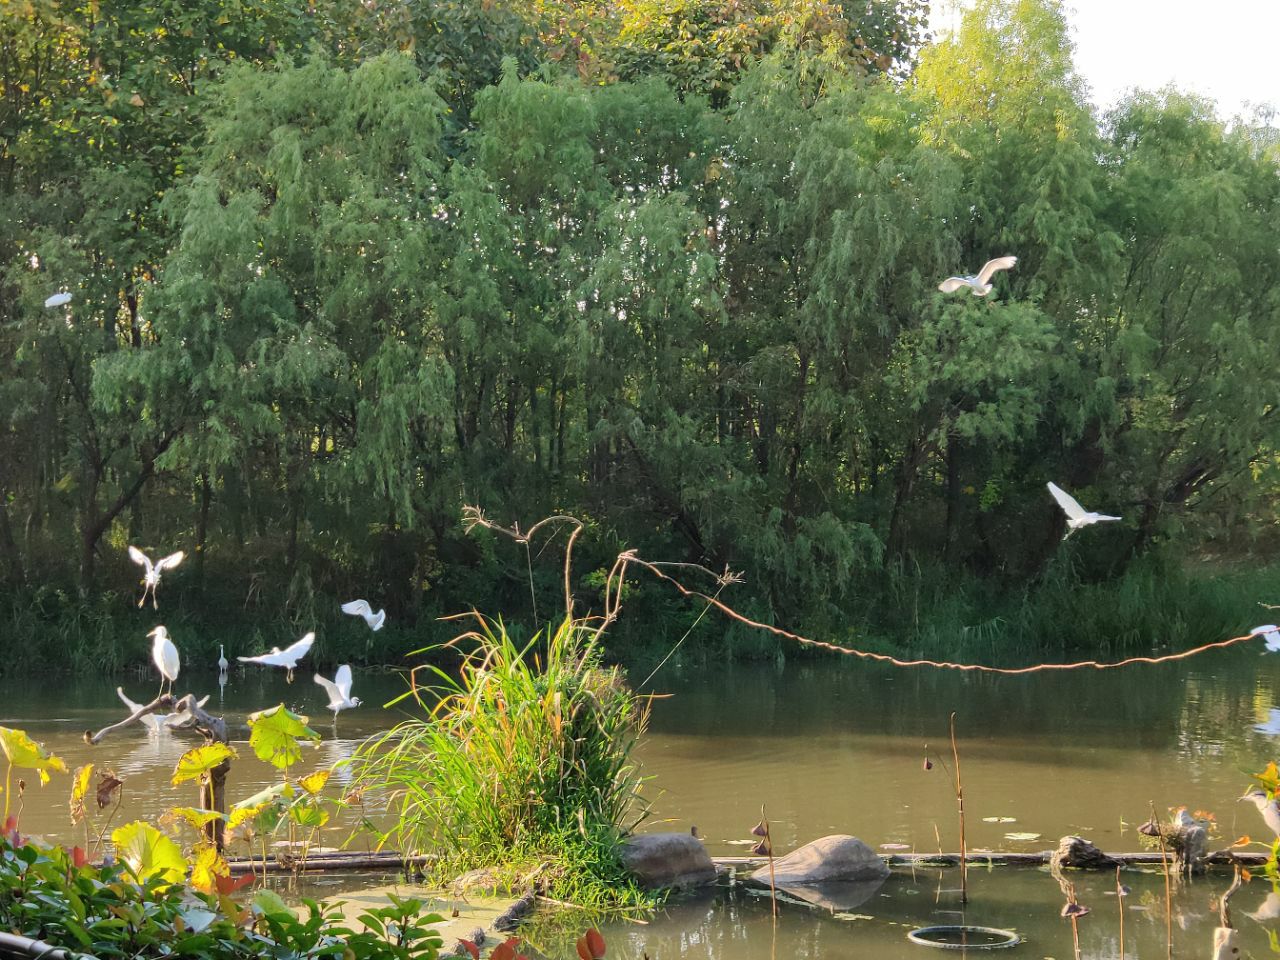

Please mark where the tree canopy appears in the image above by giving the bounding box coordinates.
[2,0,1277,665]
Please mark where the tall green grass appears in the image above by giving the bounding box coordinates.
[351,615,653,907]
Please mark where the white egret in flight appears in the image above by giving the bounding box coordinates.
[128,546,185,609]
[1046,482,1121,539]
[340,600,386,631]
[238,632,315,682]
[1252,625,1280,653]
[314,664,361,719]
[149,625,180,699]
[44,292,72,309]
[938,256,1018,296]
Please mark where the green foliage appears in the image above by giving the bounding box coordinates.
[353,616,652,906]
[2,0,1279,672]
[247,706,321,772]
[0,833,444,959]
[110,821,187,886]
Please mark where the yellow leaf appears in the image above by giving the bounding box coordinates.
[111,821,185,886]
[189,841,230,894]
[70,764,94,824]
[0,727,67,780]
[129,93,144,107]
[172,743,237,787]
[299,769,331,795]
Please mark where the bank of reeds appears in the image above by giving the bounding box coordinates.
[351,614,652,907]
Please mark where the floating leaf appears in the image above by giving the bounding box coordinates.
[298,769,331,795]
[0,727,67,784]
[189,841,231,894]
[880,843,910,850]
[111,821,185,885]
[70,764,94,824]
[1004,832,1042,842]
[96,772,123,810]
[247,705,320,770]
[982,816,1016,823]
[1061,902,1090,918]
[172,743,237,787]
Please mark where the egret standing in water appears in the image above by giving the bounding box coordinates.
[315,665,361,721]
[128,546,185,609]
[1046,482,1121,539]
[937,256,1018,296]
[149,626,180,699]
[217,644,229,674]
[341,600,386,632]
[238,632,315,682]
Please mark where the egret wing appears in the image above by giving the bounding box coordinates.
[237,653,270,665]
[155,551,185,572]
[1046,482,1088,521]
[975,255,1017,285]
[282,632,315,664]
[117,687,145,714]
[334,664,353,700]
[370,609,386,631]
[341,600,371,617]
[314,673,343,708]
[127,546,153,572]
[937,277,970,293]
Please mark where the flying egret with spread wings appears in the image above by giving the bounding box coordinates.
[1252,625,1280,653]
[938,256,1018,296]
[315,665,361,719]
[238,632,315,682]
[340,600,386,632]
[1046,482,1121,539]
[128,546,185,609]
[148,626,180,699]
[117,687,210,733]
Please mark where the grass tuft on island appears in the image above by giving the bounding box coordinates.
[352,614,655,909]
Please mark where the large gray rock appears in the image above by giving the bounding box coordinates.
[750,835,889,886]
[620,833,717,890]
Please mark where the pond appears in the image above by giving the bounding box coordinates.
[3,642,1279,958]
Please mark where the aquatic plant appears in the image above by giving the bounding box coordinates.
[0,831,445,959]
[0,726,66,824]
[750,806,777,918]
[352,614,652,907]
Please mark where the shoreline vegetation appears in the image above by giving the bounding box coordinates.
[3,0,1277,679]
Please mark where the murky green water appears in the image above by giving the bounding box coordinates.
[4,643,1280,958]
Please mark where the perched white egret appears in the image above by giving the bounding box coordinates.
[117,687,210,733]
[238,632,315,682]
[217,644,229,674]
[340,600,386,631]
[1252,625,1280,652]
[1046,482,1121,539]
[149,626,180,699]
[937,256,1018,296]
[314,664,361,719]
[44,292,72,309]
[1241,788,1280,838]
[127,546,185,609]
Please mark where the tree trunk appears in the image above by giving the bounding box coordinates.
[201,760,230,851]
[196,473,211,591]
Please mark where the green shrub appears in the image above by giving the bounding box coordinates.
[353,615,653,907]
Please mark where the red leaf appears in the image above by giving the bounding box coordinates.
[458,941,480,960]
[586,928,606,958]
[215,872,254,894]
[491,940,523,960]
[577,936,593,960]
[71,846,88,868]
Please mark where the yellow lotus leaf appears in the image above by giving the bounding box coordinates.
[298,769,331,795]
[247,705,319,771]
[188,841,230,894]
[172,743,237,787]
[70,764,94,824]
[0,726,68,784]
[111,821,185,885]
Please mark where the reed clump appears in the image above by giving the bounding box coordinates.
[353,614,652,907]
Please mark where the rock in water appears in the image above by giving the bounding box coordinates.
[1050,836,1119,871]
[750,835,889,885]
[619,833,718,890]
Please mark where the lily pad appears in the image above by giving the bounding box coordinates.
[1004,832,1042,842]
[982,816,1016,823]
[880,843,911,850]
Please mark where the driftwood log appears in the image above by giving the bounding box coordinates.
[85,692,230,850]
